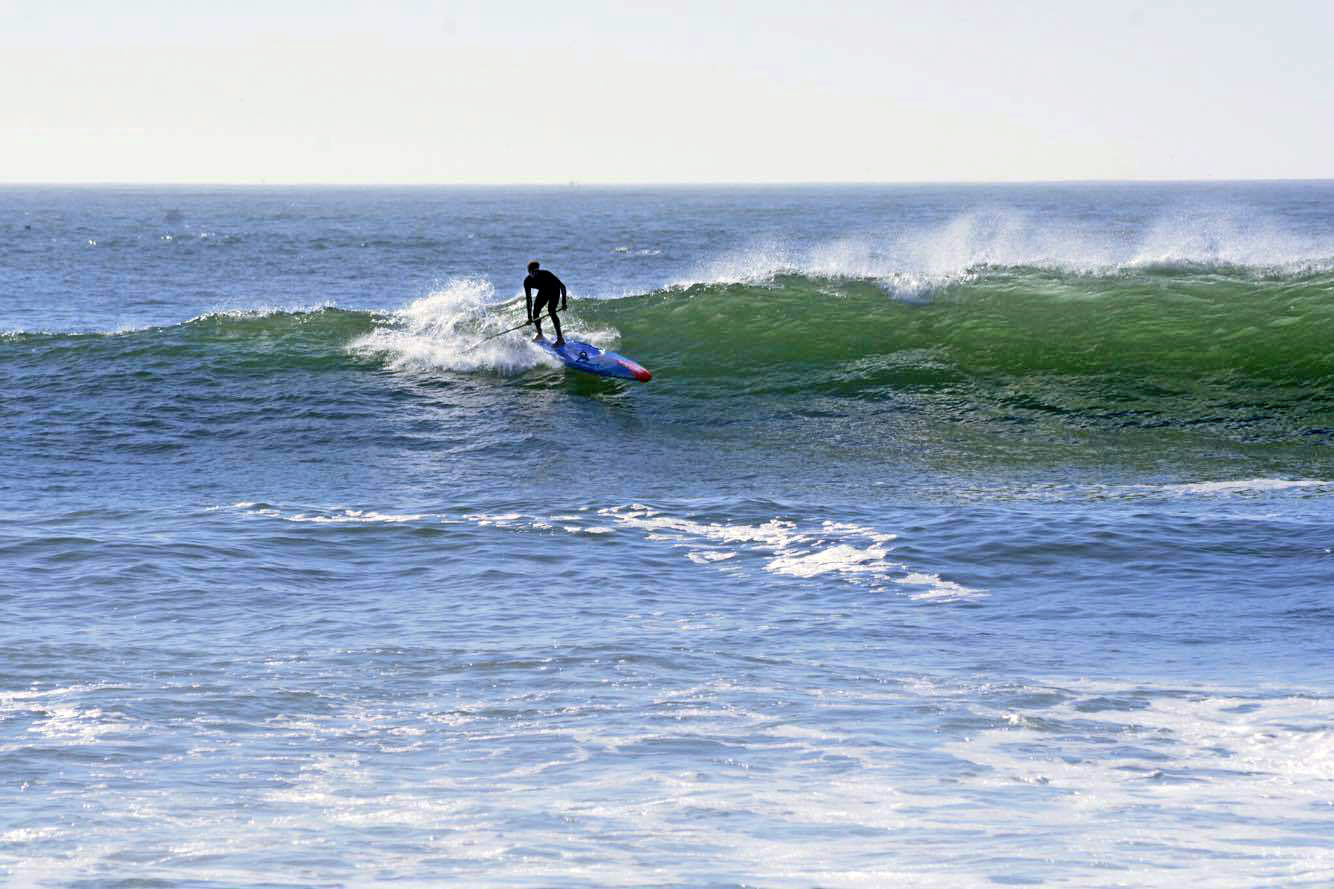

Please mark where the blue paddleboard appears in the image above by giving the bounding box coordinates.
[535,337,652,382]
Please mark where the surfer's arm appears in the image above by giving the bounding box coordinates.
[558,277,567,310]
[524,282,534,322]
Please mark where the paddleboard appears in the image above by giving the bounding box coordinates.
[535,337,652,382]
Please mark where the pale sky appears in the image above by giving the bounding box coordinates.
[3,0,1332,184]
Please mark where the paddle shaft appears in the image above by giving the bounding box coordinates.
[463,306,562,352]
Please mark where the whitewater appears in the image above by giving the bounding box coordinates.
[2,182,1333,888]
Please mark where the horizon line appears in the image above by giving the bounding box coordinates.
[2,176,1333,189]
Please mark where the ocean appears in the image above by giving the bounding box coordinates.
[2,182,1332,888]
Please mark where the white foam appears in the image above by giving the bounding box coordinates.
[765,543,889,578]
[217,500,984,602]
[186,302,337,323]
[285,509,429,524]
[948,477,1334,505]
[897,572,989,602]
[347,278,540,374]
[349,278,621,375]
[471,511,524,526]
[220,502,623,540]
[943,681,1334,873]
[0,827,62,844]
[10,671,1328,888]
[599,505,985,601]
[0,683,115,710]
[686,550,738,564]
[1153,478,1331,496]
[0,685,140,749]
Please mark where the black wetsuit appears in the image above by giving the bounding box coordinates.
[524,269,567,340]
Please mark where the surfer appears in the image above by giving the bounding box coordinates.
[524,260,567,346]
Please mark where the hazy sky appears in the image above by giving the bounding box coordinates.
[3,0,1332,183]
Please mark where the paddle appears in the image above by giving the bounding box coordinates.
[463,307,561,352]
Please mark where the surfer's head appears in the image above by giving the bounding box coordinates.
[528,260,540,272]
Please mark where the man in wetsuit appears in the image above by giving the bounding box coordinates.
[524,260,567,346]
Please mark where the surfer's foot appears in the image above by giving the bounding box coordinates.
[532,333,544,341]
[554,338,565,347]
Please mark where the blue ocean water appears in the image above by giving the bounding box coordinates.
[2,183,1333,888]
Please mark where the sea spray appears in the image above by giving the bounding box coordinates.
[348,278,623,375]
[348,278,541,375]
[674,205,1334,299]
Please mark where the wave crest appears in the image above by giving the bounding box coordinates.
[672,208,1334,298]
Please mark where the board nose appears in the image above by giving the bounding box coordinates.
[617,359,652,382]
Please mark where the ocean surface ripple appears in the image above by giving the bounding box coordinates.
[3,183,1333,888]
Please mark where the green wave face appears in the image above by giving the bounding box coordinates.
[589,270,1334,381]
[7,267,1333,444]
[584,268,1334,441]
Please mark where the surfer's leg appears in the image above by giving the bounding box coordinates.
[532,294,548,340]
[550,302,564,345]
